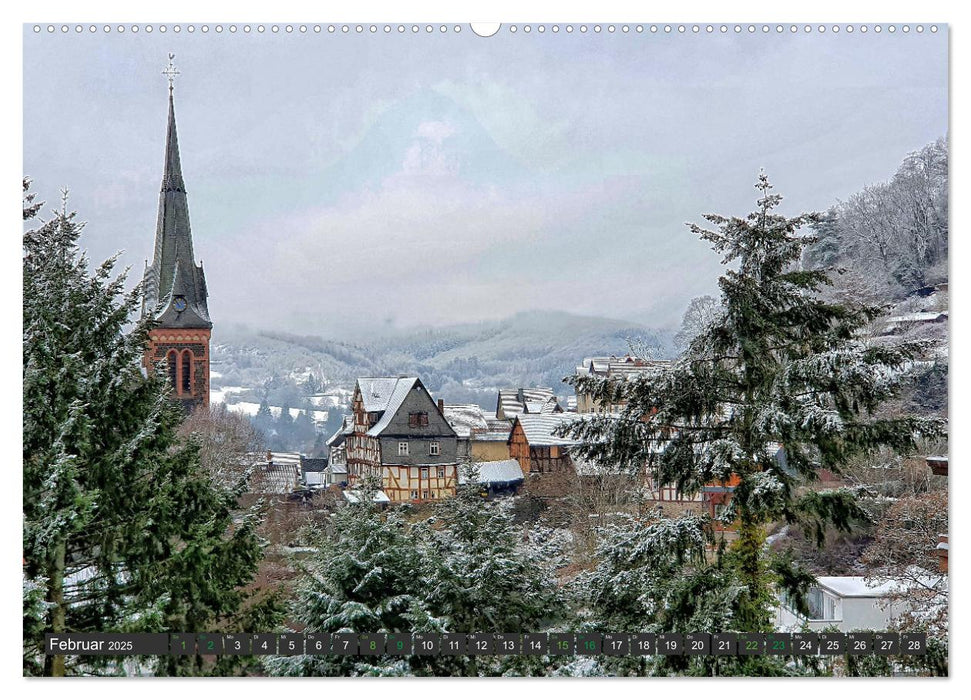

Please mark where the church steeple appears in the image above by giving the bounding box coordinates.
[143,55,212,412]
[143,55,211,330]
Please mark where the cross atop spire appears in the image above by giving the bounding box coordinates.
[162,53,180,93]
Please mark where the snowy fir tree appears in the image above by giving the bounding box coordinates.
[293,405,318,449]
[22,183,274,676]
[265,476,430,677]
[277,401,294,437]
[268,476,566,677]
[253,397,274,439]
[575,513,820,676]
[412,476,566,676]
[567,174,944,647]
[22,570,52,676]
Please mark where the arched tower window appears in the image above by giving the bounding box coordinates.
[167,349,178,391]
[181,349,193,394]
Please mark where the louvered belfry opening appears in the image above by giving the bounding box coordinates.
[167,350,178,391]
[181,349,193,394]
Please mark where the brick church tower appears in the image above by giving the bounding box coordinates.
[142,57,211,412]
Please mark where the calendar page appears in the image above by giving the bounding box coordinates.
[22,10,949,681]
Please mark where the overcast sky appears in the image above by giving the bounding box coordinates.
[23,25,948,336]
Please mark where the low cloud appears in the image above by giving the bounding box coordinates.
[213,159,626,332]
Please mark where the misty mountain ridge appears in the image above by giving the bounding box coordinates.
[211,309,675,409]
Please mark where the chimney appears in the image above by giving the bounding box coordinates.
[438,398,445,413]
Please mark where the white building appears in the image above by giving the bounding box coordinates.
[775,573,944,632]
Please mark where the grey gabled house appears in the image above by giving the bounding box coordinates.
[344,376,459,503]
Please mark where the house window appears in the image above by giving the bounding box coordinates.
[398,442,409,456]
[410,490,418,500]
[825,595,837,621]
[409,412,429,427]
[421,467,428,479]
[423,490,430,500]
[807,588,824,620]
[807,589,840,620]
[437,467,445,478]
[429,441,440,456]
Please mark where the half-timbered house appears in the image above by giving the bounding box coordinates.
[574,356,671,414]
[508,414,579,475]
[344,377,459,503]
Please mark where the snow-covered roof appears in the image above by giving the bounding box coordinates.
[365,377,421,436]
[459,459,524,485]
[485,416,512,432]
[514,414,580,446]
[250,462,301,494]
[883,311,948,334]
[886,311,948,324]
[325,415,354,447]
[524,398,561,414]
[816,577,899,598]
[497,387,560,419]
[357,377,410,413]
[576,356,671,380]
[816,570,945,598]
[268,451,302,466]
[473,430,513,442]
[343,489,391,504]
[443,404,490,437]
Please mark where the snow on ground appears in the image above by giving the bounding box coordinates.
[221,400,328,423]
[210,385,248,404]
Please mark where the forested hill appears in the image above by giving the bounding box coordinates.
[211,310,674,408]
[804,137,947,301]
[798,136,949,422]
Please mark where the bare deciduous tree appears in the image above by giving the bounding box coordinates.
[862,491,948,637]
[178,404,265,491]
[673,294,721,353]
[810,138,948,298]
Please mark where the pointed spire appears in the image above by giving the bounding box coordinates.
[161,90,186,192]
